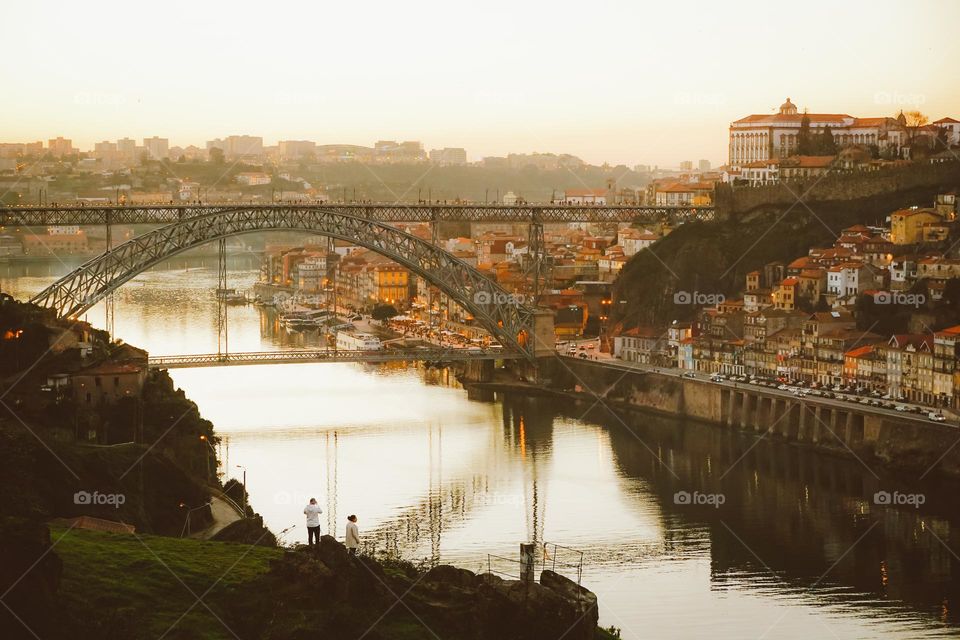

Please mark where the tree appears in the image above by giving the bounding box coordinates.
[818,125,837,155]
[371,304,398,321]
[903,110,930,144]
[903,110,929,128]
[209,147,225,165]
[797,114,814,155]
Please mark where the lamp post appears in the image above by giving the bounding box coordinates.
[236,464,247,509]
[199,434,217,481]
[600,298,612,353]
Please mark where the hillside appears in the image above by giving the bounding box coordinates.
[4,526,613,640]
[611,187,960,330]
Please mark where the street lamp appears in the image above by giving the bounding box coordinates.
[236,464,247,509]
[199,435,218,481]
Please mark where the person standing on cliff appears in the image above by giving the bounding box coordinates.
[304,498,323,547]
[345,514,360,555]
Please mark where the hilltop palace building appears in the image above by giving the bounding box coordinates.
[728,98,909,166]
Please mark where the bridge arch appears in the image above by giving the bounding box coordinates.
[30,206,539,357]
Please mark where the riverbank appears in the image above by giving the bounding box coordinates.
[475,357,960,480]
[8,523,610,640]
[0,296,614,639]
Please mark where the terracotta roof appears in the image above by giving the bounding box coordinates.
[732,113,851,125]
[74,362,143,376]
[742,159,780,168]
[845,345,875,358]
[620,326,663,339]
[783,155,835,168]
[851,117,894,128]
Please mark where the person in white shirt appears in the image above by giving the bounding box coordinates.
[345,514,360,555]
[304,498,323,547]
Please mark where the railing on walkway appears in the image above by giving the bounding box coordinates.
[148,348,521,369]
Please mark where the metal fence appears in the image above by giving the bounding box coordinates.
[486,553,525,580]
[485,543,585,586]
[541,542,584,587]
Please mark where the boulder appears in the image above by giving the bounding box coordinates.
[423,564,479,589]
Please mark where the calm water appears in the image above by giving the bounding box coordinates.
[5,261,960,639]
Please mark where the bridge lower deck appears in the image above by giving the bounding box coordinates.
[148,348,522,369]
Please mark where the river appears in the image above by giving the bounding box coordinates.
[4,261,960,639]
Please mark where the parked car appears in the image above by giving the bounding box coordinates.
[895,404,908,412]
[929,413,947,422]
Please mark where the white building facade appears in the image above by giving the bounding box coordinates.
[729,98,909,166]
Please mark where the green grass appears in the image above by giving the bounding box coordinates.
[51,525,281,639]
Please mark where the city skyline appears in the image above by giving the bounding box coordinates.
[4,0,959,167]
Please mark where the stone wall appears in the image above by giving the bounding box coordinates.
[714,159,960,220]
[541,358,960,479]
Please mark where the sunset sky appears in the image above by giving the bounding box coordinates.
[3,0,959,166]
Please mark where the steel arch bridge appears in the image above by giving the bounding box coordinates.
[29,206,546,358]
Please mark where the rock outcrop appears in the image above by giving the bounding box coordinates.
[229,536,600,639]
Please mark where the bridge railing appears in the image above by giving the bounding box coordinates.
[0,201,714,225]
[147,348,522,368]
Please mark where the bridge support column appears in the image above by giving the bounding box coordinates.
[525,215,545,302]
[529,310,555,358]
[216,238,228,357]
[104,211,115,339]
[756,396,772,432]
[461,359,494,383]
[741,392,757,430]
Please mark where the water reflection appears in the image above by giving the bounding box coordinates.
[4,264,960,638]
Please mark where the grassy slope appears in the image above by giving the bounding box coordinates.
[52,526,280,639]
[53,527,620,640]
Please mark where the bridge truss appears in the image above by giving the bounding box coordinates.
[0,202,714,226]
[29,207,545,358]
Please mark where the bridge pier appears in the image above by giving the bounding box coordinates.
[461,359,494,383]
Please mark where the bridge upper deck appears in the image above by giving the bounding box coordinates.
[0,202,713,226]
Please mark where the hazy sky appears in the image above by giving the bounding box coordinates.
[3,0,959,166]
